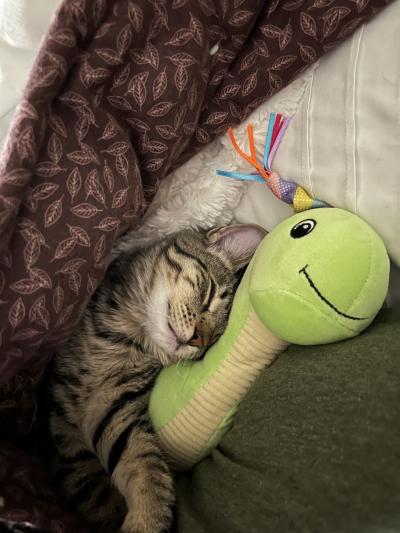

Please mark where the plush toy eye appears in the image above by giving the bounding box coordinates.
[290,219,316,239]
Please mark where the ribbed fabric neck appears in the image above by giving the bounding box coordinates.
[159,310,289,470]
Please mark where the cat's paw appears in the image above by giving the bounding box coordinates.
[121,507,172,533]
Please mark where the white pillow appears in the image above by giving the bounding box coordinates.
[234,0,400,305]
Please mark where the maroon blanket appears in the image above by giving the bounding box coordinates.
[0,0,390,529]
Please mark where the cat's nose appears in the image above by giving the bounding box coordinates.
[187,329,210,348]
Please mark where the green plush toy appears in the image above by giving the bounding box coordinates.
[149,208,390,470]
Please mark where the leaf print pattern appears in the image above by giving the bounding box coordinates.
[117,24,133,56]
[168,52,197,68]
[9,298,26,328]
[2,169,31,187]
[175,66,189,93]
[299,43,317,62]
[30,268,52,289]
[68,225,91,247]
[95,217,120,232]
[98,115,118,141]
[153,68,168,99]
[147,101,175,117]
[167,28,194,46]
[272,54,298,70]
[128,2,144,32]
[34,162,62,178]
[44,196,63,227]
[67,150,94,165]
[0,0,389,519]
[107,95,133,111]
[94,234,106,263]
[29,295,50,329]
[48,133,63,163]
[74,115,91,141]
[127,72,149,110]
[96,48,122,65]
[190,15,204,45]
[283,0,306,9]
[261,24,282,38]
[242,71,258,96]
[71,203,102,218]
[29,183,59,201]
[112,188,129,208]
[23,239,42,268]
[17,126,36,162]
[52,237,77,261]
[10,279,40,295]
[279,21,293,49]
[300,12,318,38]
[85,169,106,205]
[57,257,86,275]
[229,10,255,26]
[103,161,115,192]
[67,167,82,203]
[322,6,351,36]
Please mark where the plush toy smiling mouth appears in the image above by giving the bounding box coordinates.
[299,264,366,321]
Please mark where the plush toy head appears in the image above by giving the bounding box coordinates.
[150,208,390,469]
[250,207,390,344]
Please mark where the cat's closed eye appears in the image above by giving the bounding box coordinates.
[202,278,216,311]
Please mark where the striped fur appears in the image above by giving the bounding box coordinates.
[44,225,266,533]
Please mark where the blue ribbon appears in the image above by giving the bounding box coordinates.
[263,112,276,170]
[216,170,265,183]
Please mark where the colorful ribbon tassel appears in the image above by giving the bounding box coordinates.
[217,113,328,213]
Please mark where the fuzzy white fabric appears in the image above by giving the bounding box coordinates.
[0,0,61,149]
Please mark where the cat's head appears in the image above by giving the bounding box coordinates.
[145,224,266,364]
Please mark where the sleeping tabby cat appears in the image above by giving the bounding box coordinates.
[43,224,266,533]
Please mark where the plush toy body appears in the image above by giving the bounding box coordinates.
[149,208,390,469]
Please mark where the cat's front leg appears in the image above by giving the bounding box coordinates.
[111,425,174,533]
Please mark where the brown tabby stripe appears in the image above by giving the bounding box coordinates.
[91,317,134,347]
[203,278,216,311]
[92,388,154,449]
[107,422,136,475]
[116,367,158,387]
[174,242,208,272]
[165,249,183,274]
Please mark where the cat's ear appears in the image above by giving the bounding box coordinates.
[206,224,267,270]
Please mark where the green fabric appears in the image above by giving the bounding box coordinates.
[176,308,400,533]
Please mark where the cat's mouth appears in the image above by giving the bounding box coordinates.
[166,321,197,354]
[299,265,366,321]
[166,321,210,361]
[167,322,180,347]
